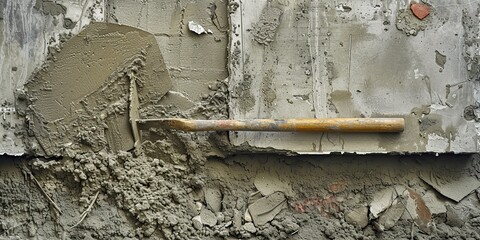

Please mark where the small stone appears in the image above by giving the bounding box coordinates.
[378,203,405,230]
[218,229,229,236]
[446,205,464,228]
[282,217,300,233]
[216,212,225,223]
[200,208,217,227]
[248,192,287,226]
[423,190,447,215]
[186,201,200,216]
[236,197,245,210]
[167,214,179,226]
[242,222,257,233]
[345,206,369,228]
[205,187,222,212]
[27,223,37,237]
[144,226,155,237]
[370,187,403,218]
[195,201,203,211]
[192,216,202,230]
[410,3,430,20]
[233,209,243,229]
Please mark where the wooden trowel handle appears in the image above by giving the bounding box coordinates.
[137,118,405,133]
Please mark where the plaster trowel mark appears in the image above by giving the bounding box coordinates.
[422,76,432,103]
[435,50,446,69]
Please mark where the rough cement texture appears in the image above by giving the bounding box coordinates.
[23,23,172,156]
[395,8,430,36]
[228,0,480,153]
[107,0,229,104]
[251,0,286,45]
[2,153,480,239]
[0,0,105,155]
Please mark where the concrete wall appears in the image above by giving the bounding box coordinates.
[0,0,104,155]
[228,0,480,153]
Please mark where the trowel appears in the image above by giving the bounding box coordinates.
[128,79,405,147]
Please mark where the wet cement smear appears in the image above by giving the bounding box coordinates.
[261,70,277,109]
[435,50,447,68]
[24,23,172,156]
[252,1,285,45]
[235,73,256,113]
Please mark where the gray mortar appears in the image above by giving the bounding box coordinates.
[252,0,286,45]
[396,8,430,36]
[2,153,480,239]
[261,70,277,109]
[463,7,480,81]
[235,73,256,113]
[23,23,172,156]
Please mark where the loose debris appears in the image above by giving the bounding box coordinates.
[396,7,429,36]
[419,170,480,202]
[446,205,465,228]
[411,2,431,20]
[368,185,434,234]
[188,21,213,35]
[422,190,448,215]
[370,186,401,218]
[406,189,433,234]
[378,203,405,230]
[345,206,369,228]
[248,192,287,226]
